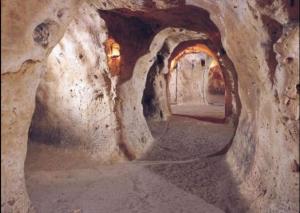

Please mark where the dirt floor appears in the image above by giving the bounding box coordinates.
[25,115,247,213]
[170,94,225,119]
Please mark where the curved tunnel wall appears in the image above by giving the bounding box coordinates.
[1,0,299,212]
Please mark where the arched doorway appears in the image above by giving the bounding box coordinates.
[167,43,227,122]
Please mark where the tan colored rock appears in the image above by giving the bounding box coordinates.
[1,60,43,212]
[1,0,299,212]
[29,3,127,162]
[1,0,83,74]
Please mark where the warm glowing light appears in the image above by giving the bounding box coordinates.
[209,59,219,69]
[105,37,121,58]
[110,43,120,58]
[169,44,218,71]
[104,37,121,76]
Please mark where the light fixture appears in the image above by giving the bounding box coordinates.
[110,43,120,58]
[104,37,121,76]
[105,37,121,58]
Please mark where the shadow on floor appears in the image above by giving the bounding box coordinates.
[141,116,249,213]
[24,116,248,213]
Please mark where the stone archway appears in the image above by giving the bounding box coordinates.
[165,43,228,120]
[1,0,299,212]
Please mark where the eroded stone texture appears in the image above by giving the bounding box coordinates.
[29,3,129,162]
[186,0,299,211]
[1,0,299,212]
[1,2,84,212]
[1,0,84,74]
[1,60,43,212]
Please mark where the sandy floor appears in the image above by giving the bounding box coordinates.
[170,95,225,119]
[25,116,247,213]
[170,104,225,119]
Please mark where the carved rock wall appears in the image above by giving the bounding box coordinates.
[1,0,299,212]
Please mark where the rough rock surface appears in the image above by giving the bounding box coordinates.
[29,3,128,162]
[1,0,299,212]
[186,1,300,211]
[1,61,43,212]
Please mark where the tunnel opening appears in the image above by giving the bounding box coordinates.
[2,0,299,213]
[139,36,245,212]
[23,2,245,213]
[167,48,226,122]
[161,41,230,124]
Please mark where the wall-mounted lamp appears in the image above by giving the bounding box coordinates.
[105,37,121,76]
[110,43,120,58]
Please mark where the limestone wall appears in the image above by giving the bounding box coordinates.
[188,0,299,211]
[1,0,299,212]
[29,3,126,162]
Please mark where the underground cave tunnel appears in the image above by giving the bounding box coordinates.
[142,42,227,123]
[2,1,299,213]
